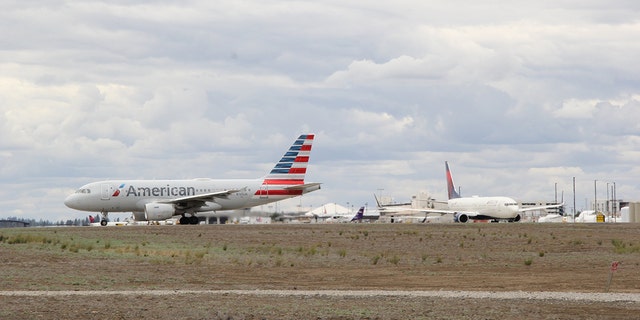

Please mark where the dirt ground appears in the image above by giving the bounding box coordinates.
[1,222,639,319]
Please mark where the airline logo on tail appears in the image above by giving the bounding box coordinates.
[351,206,365,222]
[446,161,460,199]
[257,134,314,196]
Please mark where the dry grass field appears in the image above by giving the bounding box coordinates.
[1,222,639,319]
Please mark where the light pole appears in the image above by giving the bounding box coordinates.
[594,180,597,212]
[613,182,617,222]
[607,182,610,219]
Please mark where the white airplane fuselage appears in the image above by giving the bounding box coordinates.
[64,178,292,214]
[448,196,520,220]
[64,134,320,224]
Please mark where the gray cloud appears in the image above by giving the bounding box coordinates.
[1,1,639,221]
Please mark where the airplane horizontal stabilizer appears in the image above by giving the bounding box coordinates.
[284,182,322,191]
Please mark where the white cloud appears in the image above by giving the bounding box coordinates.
[347,109,414,134]
[553,98,599,119]
[1,1,640,221]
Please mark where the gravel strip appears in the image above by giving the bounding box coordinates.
[2,290,639,302]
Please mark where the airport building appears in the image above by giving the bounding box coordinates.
[0,220,30,228]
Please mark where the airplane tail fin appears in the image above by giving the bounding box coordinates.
[260,134,316,195]
[445,161,460,199]
[351,206,365,222]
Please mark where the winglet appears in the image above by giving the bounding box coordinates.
[373,193,382,207]
[446,161,460,199]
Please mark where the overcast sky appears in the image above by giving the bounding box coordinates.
[2,1,640,221]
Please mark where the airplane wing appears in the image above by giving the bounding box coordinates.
[376,206,413,215]
[375,199,481,217]
[411,204,564,215]
[158,188,244,204]
[401,208,480,217]
[518,203,564,213]
[373,193,411,208]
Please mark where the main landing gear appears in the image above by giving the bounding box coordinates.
[179,215,200,225]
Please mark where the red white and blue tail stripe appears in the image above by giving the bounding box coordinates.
[257,134,317,197]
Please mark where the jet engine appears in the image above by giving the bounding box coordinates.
[455,213,469,223]
[132,212,146,221]
[144,203,175,221]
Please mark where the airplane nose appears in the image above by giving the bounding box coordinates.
[64,194,77,209]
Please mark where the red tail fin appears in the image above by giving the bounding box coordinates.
[446,161,460,199]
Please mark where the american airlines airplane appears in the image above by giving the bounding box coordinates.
[378,161,563,223]
[64,134,321,226]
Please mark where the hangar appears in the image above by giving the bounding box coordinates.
[0,220,30,228]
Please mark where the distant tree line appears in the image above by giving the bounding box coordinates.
[2,216,92,227]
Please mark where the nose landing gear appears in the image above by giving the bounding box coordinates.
[100,212,109,226]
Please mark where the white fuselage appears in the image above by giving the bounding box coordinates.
[64,178,297,214]
[448,196,520,219]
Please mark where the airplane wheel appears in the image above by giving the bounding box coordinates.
[189,216,199,224]
[179,216,189,225]
[100,220,107,226]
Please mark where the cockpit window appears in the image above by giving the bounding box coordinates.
[76,189,91,194]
